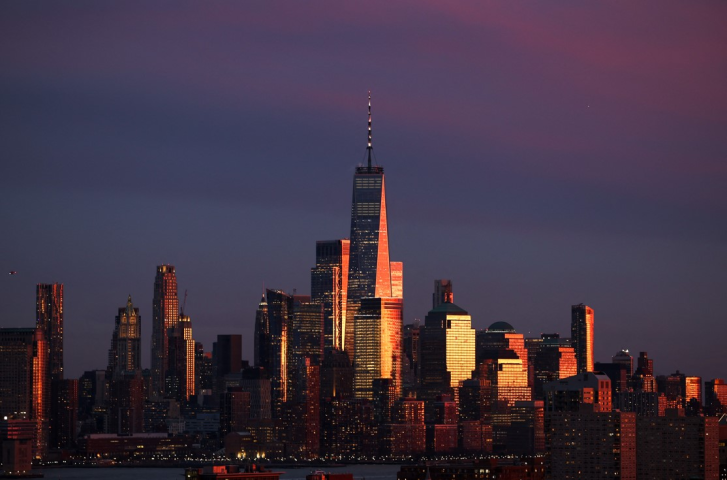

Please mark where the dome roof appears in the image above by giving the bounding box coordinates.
[487,321,516,333]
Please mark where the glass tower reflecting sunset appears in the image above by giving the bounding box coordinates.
[346,92,393,360]
[571,304,594,374]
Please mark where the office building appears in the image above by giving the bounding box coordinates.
[419,301,475,410]
[151,265,179,398]
[612,349,633,376]
[543,372,612,413]
[311,239,350,350]
[432,279,453,309]
[253,294,269,369]
[353,297,403,400]
[265,289,293,417]
[706,379,727,415]
[108,295,141,378]
[36,284,63,381]
[0,328,35,419]
[346,93,393,360]
[390,261,403,299]
[166,314,195,401]
[571,304,594,374]
[477,322,529,381]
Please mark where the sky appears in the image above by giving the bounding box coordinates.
[1,2,726,382]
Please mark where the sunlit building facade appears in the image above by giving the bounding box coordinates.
[36,284,63,382]
[420,301,475,407]
[165,315,194,401]
[265,289,292,417]
[346,94,393,360]
[353,297,403,400]
[571,304,594,374]
[390,261,403,299]
[151,265,179,398]
[311,239,350,350]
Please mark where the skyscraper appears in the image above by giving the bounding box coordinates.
[36,284,63,381]
[571,304,594,374]
[433,280,453,309]
[108,295,141,378]
[345,92,392,360]
[166,314,195,401]
[419,300,476,407]
[265,288,293,417]
[253,294,269,369]
[311,239,350,350]
[390,261,403,299]
[353,297,403,400]
[151,265,179,398]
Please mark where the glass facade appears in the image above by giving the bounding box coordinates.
[571,304,594,374]
[353,297,403,399]
[311,239,350,350]
[36,283,63,381]
[346,166,392,359]
[151,265,178,398]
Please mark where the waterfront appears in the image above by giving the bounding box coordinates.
[40,464,402,480]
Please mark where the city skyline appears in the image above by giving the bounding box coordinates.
[1,2,726,384]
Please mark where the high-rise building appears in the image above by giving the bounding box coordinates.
[432,280,453,309]
[165,314,194,401]
[345,93,393,360]
[390,261,403,299]
[36,284,63,381]
[705,379,727,415]
[547,410,636,480]
[288,297,324,401]
[543,372,612,413]
[265,289,292,417]
[353,297,403,400]
[151,265,179,398]
[612,349,633,376]
[0,328,35,419]
[477,322,529,380]
[213,335,242,380]
[49,379,77,450]
[311,239,350,350]
[108,295,141,379]
[636,413,719,480]
[253,294,269,369]
[571,304,594,374]
[419,301,475,409]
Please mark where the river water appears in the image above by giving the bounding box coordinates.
[41,464,402,480]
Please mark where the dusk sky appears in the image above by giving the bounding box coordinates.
[1,2,725,381]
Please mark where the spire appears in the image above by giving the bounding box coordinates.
[367,91,372,169]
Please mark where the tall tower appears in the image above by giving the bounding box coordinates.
[254,294,269,369]
[311,239,350,350]
[166,314,194,401]
[346,92,392,360]
[108,295,141,378]
[571,304,594,374]
[353,297,403,400]
[151,265,179,398]
[419,300,476,407]
[266,288,293,418]
[36,284,63,381]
